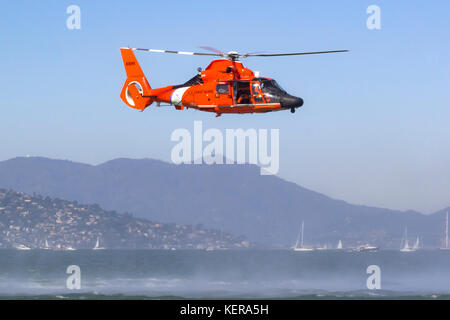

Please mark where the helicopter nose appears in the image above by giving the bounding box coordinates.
[280,95,304,109]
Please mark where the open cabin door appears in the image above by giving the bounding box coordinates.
[231,80,267,106]
[234,81,251,105]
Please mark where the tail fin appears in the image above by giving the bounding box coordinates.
[120,48,154,111]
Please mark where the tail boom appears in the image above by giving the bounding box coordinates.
[120,48,154,111]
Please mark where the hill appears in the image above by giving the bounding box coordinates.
[0,188,249,249]
[0,157,447,248]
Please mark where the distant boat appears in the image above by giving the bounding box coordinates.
[337,240,343,250]
[65,246,76,251]
[316,244,328,251]
[412,236,420,250]
[354,244,379,252]
[400,227,415,252]
[441,212,450,250]
[93,236,105,250]
[43,239,51,250]
[14,244,31,250]
[293,221,314,252]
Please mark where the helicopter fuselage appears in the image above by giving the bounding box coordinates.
[120,49,303,115]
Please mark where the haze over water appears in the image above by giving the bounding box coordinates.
[0,249,449,299]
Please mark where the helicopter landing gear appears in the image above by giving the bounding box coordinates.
[290,108,295,113]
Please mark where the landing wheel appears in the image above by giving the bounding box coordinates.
[290,108,295,113]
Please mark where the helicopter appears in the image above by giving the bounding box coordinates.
[120,46,348,116]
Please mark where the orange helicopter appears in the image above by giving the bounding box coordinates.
[120,47,348,116]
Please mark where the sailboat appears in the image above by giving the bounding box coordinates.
[93,236,105,250]
[43,239,51,250]
[337,240,343,250]
[293,222,314,251]
[412,236,420,250]
[400,227,415,252]
[441,212,449,250]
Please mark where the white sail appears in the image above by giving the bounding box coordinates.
[400,227,415,252]
[294,225,301,249]
[294,221,314,251]
[402,227,409,250]
[413,236,420,250]
[402,240,410,251]
[337,240,343,250]
[93,236,105,250]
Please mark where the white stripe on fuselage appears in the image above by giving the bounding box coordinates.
[170,87,190,106]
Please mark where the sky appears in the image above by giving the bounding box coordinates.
[0,0,449,213]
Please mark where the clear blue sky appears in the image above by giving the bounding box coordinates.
[1,1,449,213]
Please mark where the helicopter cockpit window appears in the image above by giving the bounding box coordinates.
[216,84,229,94]
[260,79,286,94]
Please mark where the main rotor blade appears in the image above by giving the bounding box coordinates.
[198,46,226,56]
[127,47,348,60]
[243,50,349,57]
[132,48,221,56]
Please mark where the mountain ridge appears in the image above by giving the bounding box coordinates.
[0,156,447,248]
